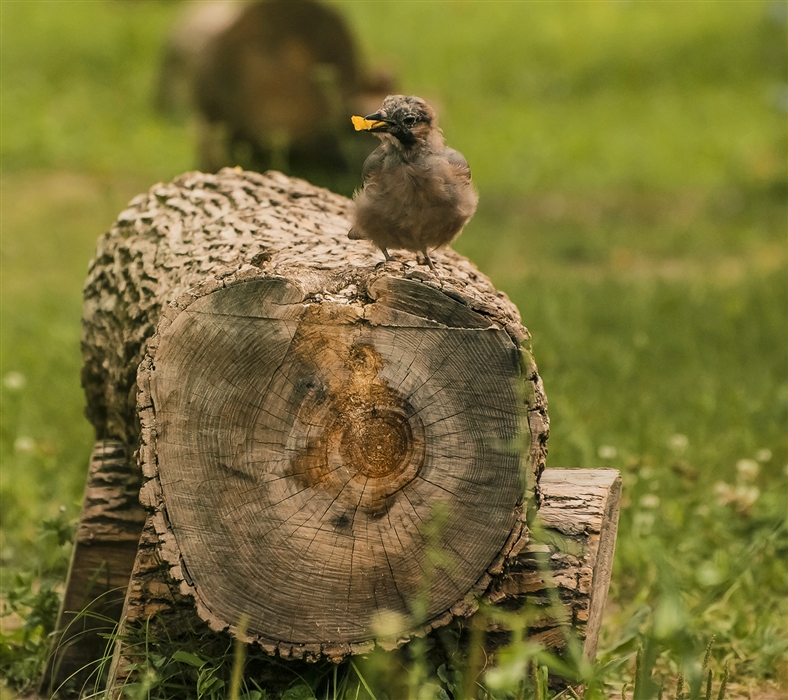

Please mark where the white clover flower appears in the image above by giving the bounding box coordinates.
[755,449,773,463]
[736,459,760,482]
[14,436,36,453]
[714,481,733,502]
[598,445,617,460]
[3,372,26,391]
[668,433,689,452]
[714,479,759,514]
[639,494,661,509]
[735,485,760,508]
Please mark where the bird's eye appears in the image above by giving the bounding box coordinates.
[402,116,418,127]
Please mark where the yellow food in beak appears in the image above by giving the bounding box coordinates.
[351,115,387,131]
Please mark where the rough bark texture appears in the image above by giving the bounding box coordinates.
[41,440,145,696]
[80,168,546,463]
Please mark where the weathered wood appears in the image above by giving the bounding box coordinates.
[105,515,183,693]
[136,273,528,655]
[41,440,146,696]
[61,167,558,690]
[485,468,622,660]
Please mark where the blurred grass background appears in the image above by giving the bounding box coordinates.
[1,0,787,694]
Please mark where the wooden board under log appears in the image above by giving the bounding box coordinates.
[486,468,622,661]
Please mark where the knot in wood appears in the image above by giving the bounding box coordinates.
[339,406,413,479]
[290,342,425,515]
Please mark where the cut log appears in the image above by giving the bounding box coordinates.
[45,168,628,696]
[188,0,396,192]
[117,168,547,655]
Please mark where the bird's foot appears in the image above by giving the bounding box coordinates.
[421,251,437,272]
[374,248,394,268]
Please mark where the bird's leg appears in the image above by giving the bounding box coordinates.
[422,250,436,271]
[381,247,392,262]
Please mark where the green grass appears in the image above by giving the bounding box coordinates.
[1,0,786,696]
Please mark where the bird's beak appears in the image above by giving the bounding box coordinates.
[364,112,391,131]
[351,112,391,132]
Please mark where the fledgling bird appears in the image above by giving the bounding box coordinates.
[348,95,478,269]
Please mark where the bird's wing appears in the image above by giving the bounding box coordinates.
[348,146,386,241]
[445,148,472,182]
[361,146,386,185]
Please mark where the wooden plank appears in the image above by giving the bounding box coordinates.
[485,468,622,660]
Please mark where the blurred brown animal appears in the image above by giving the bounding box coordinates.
[161,0,395,192]
[155,1,244,117]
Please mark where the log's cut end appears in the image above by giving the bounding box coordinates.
[138,270,530,654]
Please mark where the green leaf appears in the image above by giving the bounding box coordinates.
[436,664,449,684]
[197,670,225,698]
[281,684,316,700]
[171,650,206,668]
[240,692,263,700]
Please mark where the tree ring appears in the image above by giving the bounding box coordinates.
[324,403,425,513]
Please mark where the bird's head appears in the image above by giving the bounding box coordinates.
[354,95,437,147]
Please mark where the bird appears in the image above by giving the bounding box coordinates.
[348,95,478,270]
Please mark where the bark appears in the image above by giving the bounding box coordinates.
[80,168,544,460]
[41,440,145,696]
